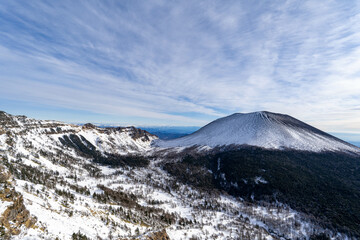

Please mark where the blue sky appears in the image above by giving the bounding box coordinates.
[0,1,360,135]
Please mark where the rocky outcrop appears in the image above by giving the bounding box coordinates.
[1,195,37,235]
[143,229,170,240]
[0,195,36,235]
[80,122,155,143]
[0,165,36,237]
[0,111,18,129]
[0,110,68,134]
[0,166,10,183]
[82,123,97,130]
[127,126,154,141]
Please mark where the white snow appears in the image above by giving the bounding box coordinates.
[254,176,268,184]
[0,200,12,214]
[154,111,360,153]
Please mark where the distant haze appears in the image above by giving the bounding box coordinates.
[140,126,200,140]
[331,133,360,147]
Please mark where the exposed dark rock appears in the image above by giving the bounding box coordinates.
[127,126,153,141]
[82,123,97,130]
[143,229,170,240]
[0,196,37,235]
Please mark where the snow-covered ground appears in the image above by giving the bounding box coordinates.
[4,155,338,240]
[0,111,352,239]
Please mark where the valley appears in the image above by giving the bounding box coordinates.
[0,111,359,239]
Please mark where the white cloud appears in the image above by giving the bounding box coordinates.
[0,0,359,131]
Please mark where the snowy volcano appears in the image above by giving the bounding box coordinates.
[153,111,360,153]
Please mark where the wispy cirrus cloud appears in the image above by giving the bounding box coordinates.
[0,0,359,131]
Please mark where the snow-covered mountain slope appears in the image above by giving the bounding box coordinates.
[0,110,346,239]
[1,110,344,239]
[153,111,360,153]
[0,111,157,156]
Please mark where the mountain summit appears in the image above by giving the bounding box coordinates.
[153,111,359,153]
